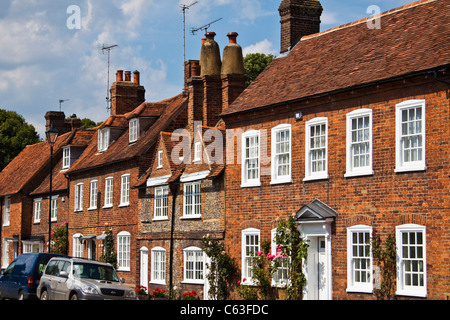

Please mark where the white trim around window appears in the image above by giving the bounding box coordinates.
[104,177,113,208]
[157,150,163,168]
[241,130,261,187]
[51,195,58,222]
[396,224,427,298]
[346,225,373,293]
[241,228,260,284]
[33,198,42,223]
[345,109,374,177]
[98,127,110,152]
[129,118,139,143]
[3,196,11,226]
[182,181,201,219]
[271,124,292,185]
[153,186,169,220]
[73,233,83,257]
[193,141,202,162]
[119,174,130,207]
[117,231,131,271]
[183,246,205,284]
[74,183,83,212]
[151,247,166,285]
[88,180,98,210]
[304,117,329,181]
[62,147,70,170]
[395,100,426,173]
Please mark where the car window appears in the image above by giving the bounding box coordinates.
[36,255,54,276]
[73,262,119,282]
[45,260,60,276]
[2,261,16,276]
[61,262,70,274]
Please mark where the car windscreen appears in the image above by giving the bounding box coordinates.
[72,262,119,282]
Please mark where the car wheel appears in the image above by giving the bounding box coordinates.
[40,290,49,300]
[70,293,78,300]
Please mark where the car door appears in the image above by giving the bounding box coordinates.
[0,260,16,298]
[54,261,70,300]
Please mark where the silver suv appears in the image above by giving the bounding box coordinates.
[37,257,136,300]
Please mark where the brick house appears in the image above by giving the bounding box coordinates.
[134,32,245,298]
[221,0,450,300]
[0,113,91,267]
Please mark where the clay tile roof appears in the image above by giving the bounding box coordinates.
[67,93,188,174]
[222,0,450,116]
[0,131,72,197]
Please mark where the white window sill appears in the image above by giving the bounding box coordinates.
[396,289,427,298]
[2,223,10,227]
[346,287,373,293]
[150,280,166,285]
[241,181,261,188]
[103,205,113,209]
[182,280,204,285]
[74,209,83,212]
[180,215,202,220]
[88,207,97,211]
[270,177,292,185]
[118,203,130,208]
[344,170,374,178]
[117,267,130,272]
[303,173,329,182]
[153,217,169,221]
[395,165,426,173]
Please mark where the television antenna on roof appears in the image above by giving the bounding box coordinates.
[99,43,118,111]
[181,1,199,64]
[191,17,222,35]
[59,99,69,112]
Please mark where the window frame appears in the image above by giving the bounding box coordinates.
[193,141,202,162]
[73,234,83,258]
[153,186,169,220]
[119,174,130,207]
[182,181,201,219]
[33,198,42,223]
[241,228,260,284]
[345,109,373,177]
[271,124,292,185]
[88,180,98,210]
[346,225,373,293]
[103,177,113,208]
[396,224,427,297]
[117,231,131,271]
[51,195,58,222]
[3,196,11,226]
[271,229,289,286]
[129,118,139,143]
[183,246,205,284]
[74,183,83,212]
[151,247,166,285]
[304,117,329,181]
[395,100,426,173]
[98,127,110,152]
[157,150,163,168]
[241,130,261,188]
[62,147,71,170]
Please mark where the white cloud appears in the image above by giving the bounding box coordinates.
[243,39,277,56]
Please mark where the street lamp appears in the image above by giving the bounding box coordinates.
[45,124,59,253]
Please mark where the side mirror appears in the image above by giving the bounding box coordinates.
[120,277,125,283]
[59,271,69,278]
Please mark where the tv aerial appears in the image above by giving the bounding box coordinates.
[191,18,222,35]
[58,99,69,112]
[99,43,118,111]
[181,1,199,63]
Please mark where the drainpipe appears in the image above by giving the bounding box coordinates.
[168,181,179,298]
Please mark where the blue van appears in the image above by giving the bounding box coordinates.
[0,253,68,300]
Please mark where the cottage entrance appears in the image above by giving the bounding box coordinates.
[295,199,337,300]
[140,247,148,288]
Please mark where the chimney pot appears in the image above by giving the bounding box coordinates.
[125,71,131,81]
[116,70,124,82]
[133,70,140,85]
[227,32,238,44]
[205,32,216,40]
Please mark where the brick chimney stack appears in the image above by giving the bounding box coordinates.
[110,69,145,116]
[279,0,323,54]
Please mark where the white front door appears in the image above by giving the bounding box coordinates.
[140,247,148,288]
[305,236,330,300]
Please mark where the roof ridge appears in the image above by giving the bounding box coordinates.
[301,0,439,42]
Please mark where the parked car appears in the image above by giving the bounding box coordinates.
[0,253,68,300]
[37,257,136,300]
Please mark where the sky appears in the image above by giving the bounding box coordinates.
[0,0,414,138]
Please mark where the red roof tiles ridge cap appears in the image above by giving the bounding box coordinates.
[301,0,439,42]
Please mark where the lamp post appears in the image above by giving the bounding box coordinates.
[45,124,59,253]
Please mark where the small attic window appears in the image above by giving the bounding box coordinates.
[194,142,201,162]
[62,147,70,170]
[129,118,139,143]
[157,150,163,168]
[98,128,110,152]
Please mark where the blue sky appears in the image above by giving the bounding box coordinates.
[0,0,414,138]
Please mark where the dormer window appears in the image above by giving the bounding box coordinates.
[129,118,139,143]
[62,147,70,170]
[194,142,201,162]
[157,150,163,168]
[98,128,110,152]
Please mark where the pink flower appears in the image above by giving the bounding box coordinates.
[257,251,263,256]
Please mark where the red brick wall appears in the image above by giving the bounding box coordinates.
[223,76,450,299]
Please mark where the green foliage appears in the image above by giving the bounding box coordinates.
[371,233,397,300]
[201,234,238,300]
[273,215,309,300]
[0,109,40,170]
[243,53,276,86]
[99,226,117,269]
[50,222,69,254]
